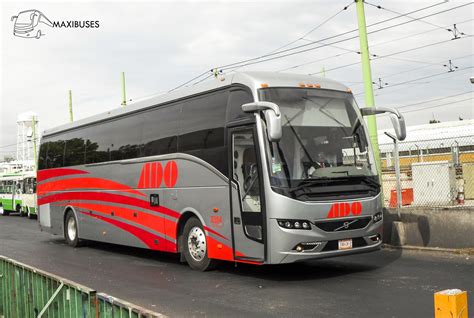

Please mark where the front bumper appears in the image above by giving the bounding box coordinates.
[268,216,383,264]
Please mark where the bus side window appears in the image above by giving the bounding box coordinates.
[38,141,48,170]
[47,139,65,168]
[226,87,254,123]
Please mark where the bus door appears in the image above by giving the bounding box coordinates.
[13,181,21,211]
[228,127,265,263]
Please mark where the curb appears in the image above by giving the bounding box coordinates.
[382,244,474,255]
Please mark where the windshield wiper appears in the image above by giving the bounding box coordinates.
[283,177,335,194]
[359,176,380,189]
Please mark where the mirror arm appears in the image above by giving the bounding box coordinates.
[361,106,402,119]
[242,101,281,116]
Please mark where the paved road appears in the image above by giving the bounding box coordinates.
[0,215,472,317]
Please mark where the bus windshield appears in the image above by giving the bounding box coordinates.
[259,87,378,199]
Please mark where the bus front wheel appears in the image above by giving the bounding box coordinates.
[183,217,217,271]
[64,210,82,247]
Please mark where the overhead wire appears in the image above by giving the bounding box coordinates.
[219,2,468,72]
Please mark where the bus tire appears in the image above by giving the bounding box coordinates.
[16,204,23,216]
[183,217,217,271]
[27,208,35,219]
[64,210,82,247]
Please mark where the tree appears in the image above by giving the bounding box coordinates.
[3,155,14,162]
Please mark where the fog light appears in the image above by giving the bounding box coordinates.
[295,245,303,252]
[373,212,383,223]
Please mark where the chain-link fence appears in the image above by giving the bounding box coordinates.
[379,129,474,208]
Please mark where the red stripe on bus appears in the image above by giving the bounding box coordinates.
[203,226,229,241]
[81,212,176,252]
[71,202,177,239]
[206,236,234,261]
[138,166,145,189]
[38,191,180,219]
[37,168,88,182]
[37,178,145,197]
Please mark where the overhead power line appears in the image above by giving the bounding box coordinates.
[278,18,474,73]
[397,91,474,110]
[355,66,474,97]
[365,1,450,32]
[169,1,471,91]
[401,97,473,113]
[216,1,462,71]
[217,2,472,70]
[266,1,354,55]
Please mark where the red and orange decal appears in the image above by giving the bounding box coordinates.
[137,160,178,189]
[326,201,362,218]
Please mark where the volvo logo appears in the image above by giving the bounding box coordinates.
[334,219,359,232]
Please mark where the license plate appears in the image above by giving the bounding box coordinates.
[338,239,353,250]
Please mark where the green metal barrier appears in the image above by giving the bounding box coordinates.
[0,256,164,318]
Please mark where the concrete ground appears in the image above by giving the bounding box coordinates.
[0,215,473,318]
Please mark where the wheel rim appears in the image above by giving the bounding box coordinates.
[67,216,77,241]
[187,226,206,262]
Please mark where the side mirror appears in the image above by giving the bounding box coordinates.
[361,107,406,141]
[242,102,282,142]
[11,16,17,21]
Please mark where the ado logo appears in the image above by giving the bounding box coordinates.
[326,202,362,218]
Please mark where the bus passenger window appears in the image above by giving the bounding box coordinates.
[232,130,261,213]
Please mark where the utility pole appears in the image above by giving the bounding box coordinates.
[355,0,381,175]
[32,116,38,171]
[68,90,73,123]
[121,72,127,107]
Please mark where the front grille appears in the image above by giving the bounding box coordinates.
[321,237,367,252]
[314,216,372,232]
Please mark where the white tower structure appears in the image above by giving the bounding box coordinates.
[16,111,39,170]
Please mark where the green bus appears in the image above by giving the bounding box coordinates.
[0,171,37,218]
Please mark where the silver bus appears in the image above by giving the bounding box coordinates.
[37,72,405,271]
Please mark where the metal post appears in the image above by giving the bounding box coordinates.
[68,90,73,123]
[385,132,401,218]
[32,116,37,171]
[355,0,382,175]
[121,72,127,107]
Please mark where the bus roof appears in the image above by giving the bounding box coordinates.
[42,71,348,137]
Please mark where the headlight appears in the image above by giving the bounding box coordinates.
[278,219,312,230]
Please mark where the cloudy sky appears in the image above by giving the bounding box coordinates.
[1,0,473,158]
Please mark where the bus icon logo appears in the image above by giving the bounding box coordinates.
[11,9,53,39]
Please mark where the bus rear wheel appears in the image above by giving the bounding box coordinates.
[64,210,82,247]
[183,217,217,271]
[27,208,35,219]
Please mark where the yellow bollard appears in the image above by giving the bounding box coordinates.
[434,289,468,318]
